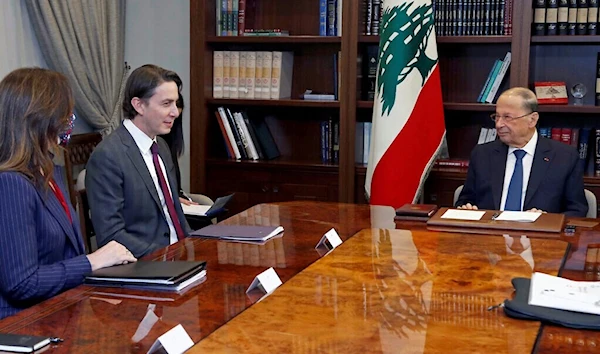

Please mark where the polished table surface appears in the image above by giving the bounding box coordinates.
[192,228,567,353]
[0,202,598,353]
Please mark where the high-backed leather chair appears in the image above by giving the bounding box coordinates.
[64,132,102,206]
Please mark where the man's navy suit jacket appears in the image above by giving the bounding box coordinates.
[455,135,588,217]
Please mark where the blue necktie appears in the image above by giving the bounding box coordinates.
[505,149,526,211]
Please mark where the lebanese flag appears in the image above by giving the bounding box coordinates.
[365,0,446,208]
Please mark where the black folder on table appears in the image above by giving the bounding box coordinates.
[504,277,600,330]
[85,261,207,292]
[0,333,51,353]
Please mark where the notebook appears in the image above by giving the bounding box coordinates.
[0,333,51,353]
[85,261,207,292]
[181,193,234,217]
[191,225,284,242]
[395,204,438,221]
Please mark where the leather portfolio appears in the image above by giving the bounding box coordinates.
[395,204,438,218]
[85,261,207,291]
[426,207,565,234]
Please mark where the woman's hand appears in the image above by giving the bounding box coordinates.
[87,241,137,271]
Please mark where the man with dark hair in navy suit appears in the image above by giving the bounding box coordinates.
[455,87,588,217]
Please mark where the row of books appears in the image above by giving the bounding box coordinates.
[358,46,378,101]
[361,0,382,35]
[215,107,280,161]
[355,122,373,164]
[319,0,343,36]
[477,127,498,144]
[533,0,599,36]
[320,120,340,164]
[216,0,252,36]
[477,52,511,103]
[213,51,293,99]
[433,0,514,36]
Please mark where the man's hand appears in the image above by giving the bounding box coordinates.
[457,203,478,210]
[526,208,546,213]
[179,197,198,206]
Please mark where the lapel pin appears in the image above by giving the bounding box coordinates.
[544,157,550,162]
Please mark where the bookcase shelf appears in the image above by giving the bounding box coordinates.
[536,105,600,114]
[358,102,497,111]
[443,103,496,111]
[207,98,340,108]
[357,35,512,44]
[206,36,342,44]
[531,36,600,44]
[207,157,339,171]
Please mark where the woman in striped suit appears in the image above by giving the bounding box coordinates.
[0,68,137,320]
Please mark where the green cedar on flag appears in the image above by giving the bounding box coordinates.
[365,0,446,208]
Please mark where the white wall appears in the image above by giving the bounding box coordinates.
[125,0,191,192]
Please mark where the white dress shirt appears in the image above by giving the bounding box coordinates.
[124,119,178,244]
[500,130,538,211]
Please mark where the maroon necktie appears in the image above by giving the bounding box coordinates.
[151,142,185,241]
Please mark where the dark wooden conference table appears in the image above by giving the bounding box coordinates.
[0,201,599,353]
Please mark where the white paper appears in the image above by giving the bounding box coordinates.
[147,324,194,354]
[528,272,600,315]
[440,209,485,221]
[181,204,211,216]
[495,211,541,222]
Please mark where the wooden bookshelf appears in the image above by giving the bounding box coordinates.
[190,0,600,213]
[207,98,340,108]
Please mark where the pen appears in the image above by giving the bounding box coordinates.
[181,190,193,202]
[491,212,500,220]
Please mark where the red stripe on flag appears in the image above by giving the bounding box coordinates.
[370,66,445,208]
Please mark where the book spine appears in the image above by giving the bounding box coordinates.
[485,52,511,103]
[560,128,572,145]
[254,51,263,96]
[333,120,339,163]
[534,0,547,35]
[225,108,248,159]
[596,128,600,176]
[337,0,343,36]
[477,60,500,102]
[217,107,241,159]
[596,52,600,105]
[546,0,559,35]
[238,52,247,99]
[327,0,336,36]
[571,127,580,149]
[261,51,273,99]
[558,0,570,34]
[588,0,599,34]
[363,122,371,163]
[551,127,562,141]
[271,51,282,99]
[238,0,246,36]
[213,51,224,98]
[365,0,373,35]
[232,0,238,36]
[227,0,233,36]
[214,110,234,158]
[371,0,381,35]
[579,127,590,172]
[482,59,503,103]
[245,51,256,99]
[222,0,228,36]
[320,0,328,36]
[216,0,222,36]
[222,51,231,98]
[229,51,240,98]
[320,121,328,163]
[568,0,578,34]
[577,0,589,35]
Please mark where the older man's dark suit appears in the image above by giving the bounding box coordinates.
[86,124,191,258]
[456,135,588,217]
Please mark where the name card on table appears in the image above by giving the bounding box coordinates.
[315,228,343,256]
[246,267,282,301]
[148,324,194,354]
